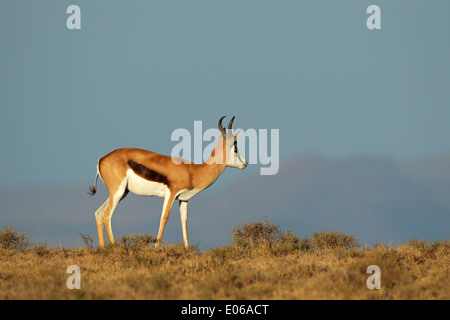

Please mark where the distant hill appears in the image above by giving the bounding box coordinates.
[192,153,450,248]
[1,153,449,248]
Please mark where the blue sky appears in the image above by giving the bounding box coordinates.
[1,0,449,187]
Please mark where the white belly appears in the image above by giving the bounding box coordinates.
[126,169,169,197]
[176,188,203,201]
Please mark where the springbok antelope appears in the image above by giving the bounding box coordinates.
[89,116,247,248]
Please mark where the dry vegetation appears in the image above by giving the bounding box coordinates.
[0,220,448,300]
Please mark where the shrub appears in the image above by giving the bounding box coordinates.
[118,232,157,248]
[32,243,52,257]
[230,217,311,252]
[0,226,32,251]
[311,229,358,250]
[79,233,94,249]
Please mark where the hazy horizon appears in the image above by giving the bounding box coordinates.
[1,151,449,249]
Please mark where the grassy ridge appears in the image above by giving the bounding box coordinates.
[0,222,448,300]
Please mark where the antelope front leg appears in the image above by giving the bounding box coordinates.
[179,200,189,249]
[156,192,176,247]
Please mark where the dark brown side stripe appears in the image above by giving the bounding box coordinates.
[128,160,170,186]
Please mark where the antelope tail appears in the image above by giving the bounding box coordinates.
[88,165,100,197]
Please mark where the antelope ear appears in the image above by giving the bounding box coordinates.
[235,126,244,138]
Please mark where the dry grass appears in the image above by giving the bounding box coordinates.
[0,223,448,300]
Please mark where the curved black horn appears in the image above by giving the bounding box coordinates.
[218,116,227,137]
[228,116,235,130]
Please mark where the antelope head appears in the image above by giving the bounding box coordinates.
[216,116,247,169]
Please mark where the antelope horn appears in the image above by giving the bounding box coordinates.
[228,116,235,131]
[218,116,227,137]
